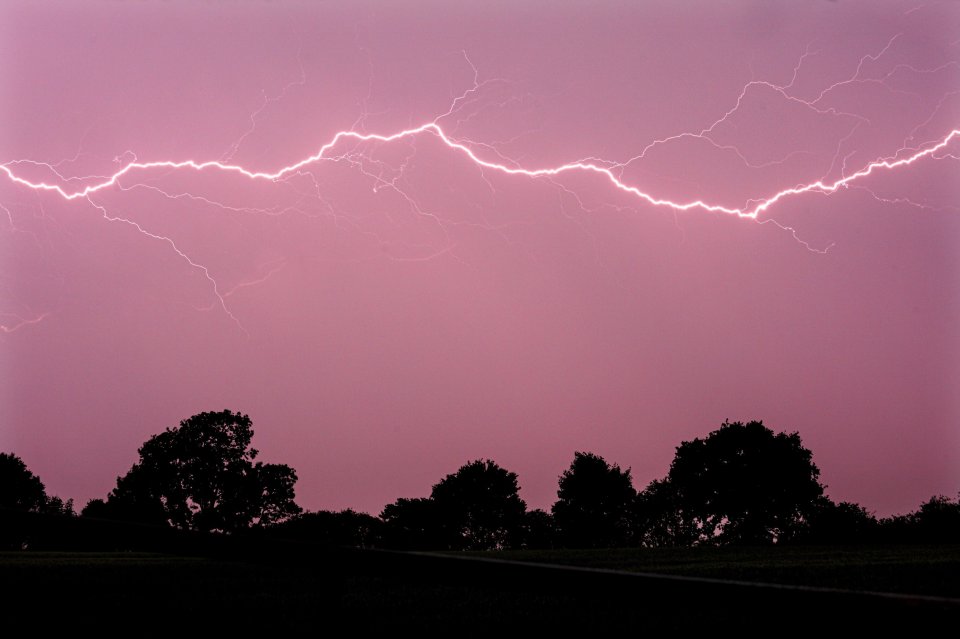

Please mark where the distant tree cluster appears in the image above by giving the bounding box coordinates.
[3,414,959,550]
[372,420,827,549]
[266,419,960,550]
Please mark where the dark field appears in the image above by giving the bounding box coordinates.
[5,546,959,632]
[482,545,960,597]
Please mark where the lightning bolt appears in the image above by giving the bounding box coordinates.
[80,195,247,336]
[4,121,955,219]
[2,39,957,334]
[0,312,50,334]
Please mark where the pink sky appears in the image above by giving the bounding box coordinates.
[2,1,958,518]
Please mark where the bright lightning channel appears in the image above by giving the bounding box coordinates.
[1,42,957,334]
[3,123,957,220]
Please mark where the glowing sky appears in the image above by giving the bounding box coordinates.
[2,1,958,517]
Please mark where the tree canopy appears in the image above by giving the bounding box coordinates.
[798,498,878,545]
[271,509,383,548]
[92,410,300,533]
[380,497,448,550]
[12,413,956,550]
[657,420,824,545]
[0,452,47,513]
[0,452,73,515]
[430,459,527,550]
[634,477,700,547]
[551,451,636,548]
[380,459,527,550]
[910,495,960,543]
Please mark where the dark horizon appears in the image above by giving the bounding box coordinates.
[6,413,958,550]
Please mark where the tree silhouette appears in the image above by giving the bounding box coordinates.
[380,497,447,550]
[659,420,824,545]
[551,452,636,548]
[0,452,74,515]
[91,410,300,532]
[875,495,960,544]
[429,459,527,550]
[521,508,557,549]
[272,509,383,547]
[0,452,75,549]
[913,495,960,543]
[0,452,47,513]
[634,478,700,547]
[798,497,878,545]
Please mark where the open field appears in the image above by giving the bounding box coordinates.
[481,545,960,597]
[4,546,958,632]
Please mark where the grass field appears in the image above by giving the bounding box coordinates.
[4,546,958,632]
[482,545,960,597]
[2,551,645,631]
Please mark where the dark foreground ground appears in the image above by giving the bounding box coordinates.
[482,545,960,597]
[4,545,959,632]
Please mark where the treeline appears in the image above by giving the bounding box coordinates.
[2,411,958,550]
